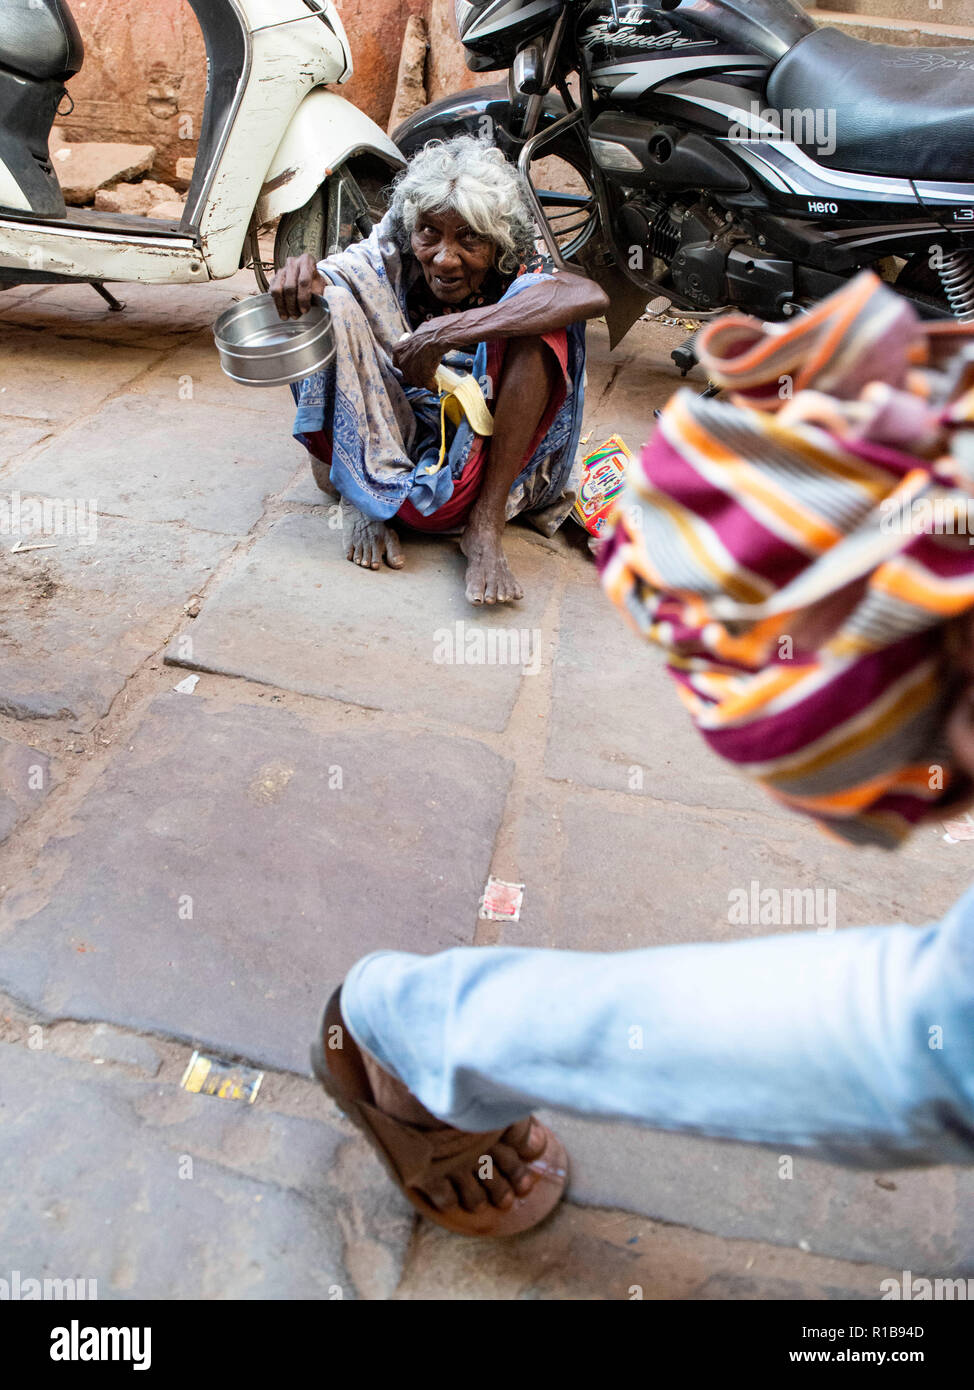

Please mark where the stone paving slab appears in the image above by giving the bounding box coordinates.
[129,330,295,416]
[0,736,53,844]
[540,1112,971,1276]
[395,1202,901,1300]
[0,515,231,723]
[0,419,56,465]
[547,576,771,813]
[0,325,159,425]
[581,317,704,445]
[526,793,973,953]
[0,275,255,352]
[0,1042,413,1299]
[283,465,336,508]
[0,695,512,1073]
[3,395,302,536]
[166,512,557,731]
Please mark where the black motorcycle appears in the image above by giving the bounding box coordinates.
[392,0,974,351]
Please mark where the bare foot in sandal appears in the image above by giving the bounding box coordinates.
[360,1049,548,1215]
[311,988,567,1236]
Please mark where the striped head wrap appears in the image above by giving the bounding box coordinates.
[600,271,974,847]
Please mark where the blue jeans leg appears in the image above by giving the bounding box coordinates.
[339,887,974,1167]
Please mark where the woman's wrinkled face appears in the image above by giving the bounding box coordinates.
[411,208,496,304]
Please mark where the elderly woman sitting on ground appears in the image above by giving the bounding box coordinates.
[270,136,608,605]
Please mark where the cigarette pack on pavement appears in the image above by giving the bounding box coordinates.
[573,435,631,537]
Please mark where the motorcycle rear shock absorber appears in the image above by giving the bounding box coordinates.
[938,248,974,323]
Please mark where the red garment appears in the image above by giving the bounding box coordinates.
[397,329,570,532]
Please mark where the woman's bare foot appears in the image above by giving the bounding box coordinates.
[359,1047,547,1215]
[346,506,405,571]
[460,519,524,606]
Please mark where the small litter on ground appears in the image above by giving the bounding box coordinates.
[480,877,525,922]
[180,1050,263,1104]
[943,813,974,842]
[172,674,200,695]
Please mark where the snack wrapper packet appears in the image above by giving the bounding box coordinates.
[573,435,631,536]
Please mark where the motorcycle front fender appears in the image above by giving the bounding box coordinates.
[256,90,406,224]
[391,83,568,159]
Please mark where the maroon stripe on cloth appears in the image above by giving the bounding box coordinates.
[840,436,931,480]
[875,788,962,821]
[894,525,974,581]
[643,432,813,589]
[902,532,974,580]
[596,520,628,576]
[697,633,936,765]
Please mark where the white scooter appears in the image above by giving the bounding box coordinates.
[0,0,405,306]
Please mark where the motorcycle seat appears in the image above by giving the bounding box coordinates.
[0,0,84,83]
[766,26,974,183]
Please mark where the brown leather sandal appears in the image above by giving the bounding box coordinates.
[310,987,568,1237]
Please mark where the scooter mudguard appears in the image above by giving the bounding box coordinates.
[390,83,568,160]
[256,89,405,224]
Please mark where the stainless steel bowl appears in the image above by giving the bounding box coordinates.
[213,292,335,387]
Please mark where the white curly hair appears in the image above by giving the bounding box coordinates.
[386,136,537,275]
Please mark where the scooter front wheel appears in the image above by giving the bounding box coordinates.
[273,160,389,273]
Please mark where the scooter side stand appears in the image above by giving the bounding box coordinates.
[91,282,126,312]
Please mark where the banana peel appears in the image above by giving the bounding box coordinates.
[427,363,494,474]
[396,333,494,474]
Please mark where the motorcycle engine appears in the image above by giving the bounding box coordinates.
[667,203,741,309]
[619,198,734,307]
[618,196,683,266]
[618,197,794,313]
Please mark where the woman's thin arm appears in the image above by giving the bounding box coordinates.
[425,272,609,353]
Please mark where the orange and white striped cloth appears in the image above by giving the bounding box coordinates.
[600,271,974,846]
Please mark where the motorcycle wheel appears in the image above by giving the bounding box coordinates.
[273,159,390,273]
[524,130,600,265]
